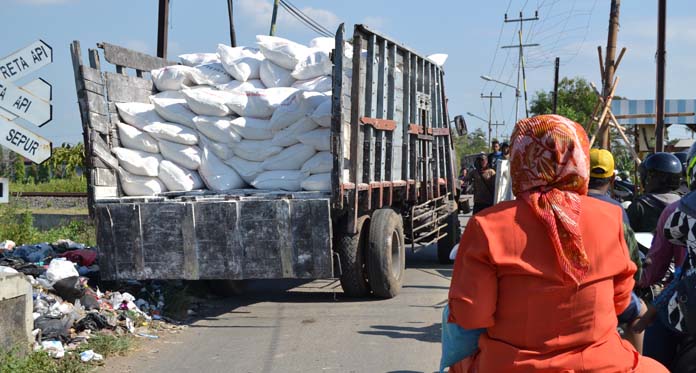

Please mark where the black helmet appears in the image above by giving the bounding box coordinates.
[674,152,688,175]
[642,152,682,193]
[686,142,696,190]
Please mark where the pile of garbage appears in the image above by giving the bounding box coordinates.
[0,239,183,361]
[114,35,341,196]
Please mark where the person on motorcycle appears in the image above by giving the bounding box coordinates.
[587,149,645,351]
[467,154,496,214]
[626,152,682,234]
[674,152,689,195]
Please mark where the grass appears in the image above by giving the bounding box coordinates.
[0,202,96,246]
[11,176,87,193]
[79,333,136,358]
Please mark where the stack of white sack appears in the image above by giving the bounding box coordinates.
[113,35,336,196]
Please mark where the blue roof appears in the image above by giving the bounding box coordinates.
[611,99,696,125]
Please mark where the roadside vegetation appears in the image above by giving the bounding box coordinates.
[3,143,87,193]
[0,202,95,246]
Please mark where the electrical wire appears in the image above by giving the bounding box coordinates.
[279,0,333,37]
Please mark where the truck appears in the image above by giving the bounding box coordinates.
[70,24,460,298]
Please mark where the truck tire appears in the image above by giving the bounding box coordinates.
[437,207,461,264]
[367,209,405,298]
[336,215,371,297]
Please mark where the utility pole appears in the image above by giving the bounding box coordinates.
[156,0,170,58]
[655,0,667,152]
[481,92,503,146]
[227,0,237,47]
[599,0,621,149]
[269,0,280,36]
[553,57,560,114]
[503,11,539,122]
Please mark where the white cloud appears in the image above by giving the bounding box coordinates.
[237,0,341,34]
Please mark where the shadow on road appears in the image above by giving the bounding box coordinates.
[358,323,442,343]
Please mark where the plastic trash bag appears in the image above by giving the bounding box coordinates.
[440,304,484,372]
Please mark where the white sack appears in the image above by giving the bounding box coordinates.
[217,79,266,92]
[271,116,318,147]
[262,143,315,171]
[301,172,330,191]
[269,91,328,131]
[46,259,79,285]
[199,133,233,160]
[259,59,295,88]
[309,37,335,53]
[158,160,204,191]
[179,53,219,67]
[256,35,309,70]
[117,122,159,153]
[199,146,245,191]
[224,157,264,184]
[193,116,241,144]
[310,99,331,127]
[229,117,274,140]
[292,48,332,80]
[226,87,297,118]
[233,139,283,162]
[144,122,198,145]
[298,128,330,151]
[112,147,162,177]
[159,139,202,170]
[188,62,232,85]
[292,75,332,92]
[217,44,264,82]
[118,167,167,196]
[151,65,193,91]
[150,91,197,128]
[182,87,231,116]
[115,103,164,130]
[252,170,307,191]
[427,53,448,67]
[301,151,332,174]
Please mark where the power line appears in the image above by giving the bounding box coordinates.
[279,0,333,37]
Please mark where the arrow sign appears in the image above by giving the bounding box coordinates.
[0,78,52,126]
[0,40,53,83]
[0,79,52,126]
[0,115,52,164]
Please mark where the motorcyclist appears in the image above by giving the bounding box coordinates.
[626,152,682,234]
[674,152,689,195]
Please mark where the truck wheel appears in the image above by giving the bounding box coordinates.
[367,209,405,298]
[437,207,461,264]
[336,215,371,297]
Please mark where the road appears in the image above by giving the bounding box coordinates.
[103,215,469,373]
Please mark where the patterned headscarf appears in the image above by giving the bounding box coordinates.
[510,114,591,283]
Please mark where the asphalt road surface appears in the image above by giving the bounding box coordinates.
[103,214,470,373]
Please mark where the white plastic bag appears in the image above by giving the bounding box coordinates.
[112,147,162,177]
[158,160,204,191]
[259,59,295,88]
[269,91,328,131]
[301,172,330,191]
[217,79,266,92]
[229,117,274,140]
[217,44,264,82]
[193,116,242,144]
[117,122,159,153]
[150,91,197,128]
[298,128,330,151]
[271,117,318,147]
[226,87,297,118]
[46,258,79,285]
[301,151,332,174]
[199,133,233,160]
[182,87,232,117]
[310,99,331,127]
[224,157,264,184]
[179,53,219,67]
[199,146,245,191]
[252,170,307,191]
[292,75,332,92]
[118,167,167,196]
[427,53,448,67]
[292,48,332,80]
[151,65,193,91]
[158,139,202,170]
[233,139,283,162]
[256,35,309,70]
[116,102,164,130]
[144,121,198,145]
[188,62,232,85]
[262,143,315,171]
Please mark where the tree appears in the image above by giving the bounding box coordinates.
[530,77,597,125]
[453,128,488,165]
[13,156,25,183]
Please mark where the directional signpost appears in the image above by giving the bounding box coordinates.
[0,40,53,164]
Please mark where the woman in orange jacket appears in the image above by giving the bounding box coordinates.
[447,115,666,372]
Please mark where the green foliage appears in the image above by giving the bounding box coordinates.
[12,157,25,183]
[79,333,135,358]
[11,176,87,193]
[0,349,87,373]
[453,128,489,165]
[530,77,598,126]
[0,202,95,246]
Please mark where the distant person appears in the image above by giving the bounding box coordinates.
[467,154,495,214]
[500,142,510,161]
[488,140,503,170]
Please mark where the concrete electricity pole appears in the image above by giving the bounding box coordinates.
[503,11,539,122]
[599,0,621,149]
[270,0,280,36]
[481,92,503,146]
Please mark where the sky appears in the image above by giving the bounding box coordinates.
[1,0,695,147]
